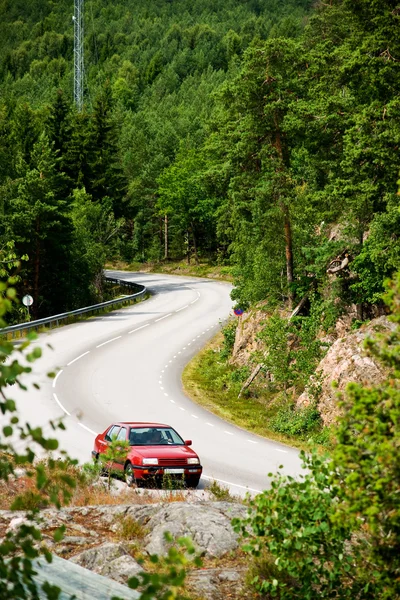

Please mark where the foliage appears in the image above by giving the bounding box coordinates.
[233,453,359,599]
[97,436,130,491]
[351,199,400,304]
[220,320,237,360]
[208,479,234,502]
[329,272,400,596]
[232,272,400,599]
[256,310,323,393]
[113,515,147,542]
[1,0,398,322]
[0,280,76,598]
[270,402,321,440]
[0,0,312,320]
[0,240,28,323]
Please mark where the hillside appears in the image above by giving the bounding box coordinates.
[0,0,313,320]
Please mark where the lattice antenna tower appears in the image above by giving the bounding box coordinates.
[73,0,84,111]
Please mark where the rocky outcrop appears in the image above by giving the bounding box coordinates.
[144,501,246,557]
[230,308,269,367]
[297,316,395,426]
[70,542,143,583]
[187,567,246,600]
[0,500,248,599]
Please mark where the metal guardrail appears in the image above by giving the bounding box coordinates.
[0,276,147,339]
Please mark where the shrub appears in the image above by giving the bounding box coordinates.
[270,402,321,439]
[220,320,237,360]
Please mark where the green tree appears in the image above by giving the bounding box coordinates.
[208,38,307,307]
[90,85,128,216]
[5,132,73,318]
[157,148,218,263]
[69,188,124,305]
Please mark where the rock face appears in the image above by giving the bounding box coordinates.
[297,316,395,426]
[70,542,143,583]
[144,501,247,557]
[230,308,268,367]
[0,501,248,599]
[187,567,245,600]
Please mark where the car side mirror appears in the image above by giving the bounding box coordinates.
[184,440,192,446]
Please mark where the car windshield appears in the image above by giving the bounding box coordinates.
[129,427,185,446]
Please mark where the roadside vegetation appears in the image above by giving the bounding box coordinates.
[183,316,331,451]
[232,273,400,599]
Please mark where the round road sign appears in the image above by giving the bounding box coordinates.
[22,295,34,307]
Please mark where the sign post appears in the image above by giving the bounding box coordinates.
[22,294,34,320]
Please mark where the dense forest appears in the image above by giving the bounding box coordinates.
[0,0,399,325]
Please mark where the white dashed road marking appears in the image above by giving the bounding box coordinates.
[78,423,97,435]
[155,313,172,322]
[128,324,149,334]
[96,336,121,348]
[52,370,63,388]
[67,351,90,366]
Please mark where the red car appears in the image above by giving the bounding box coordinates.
[92,422,203,488]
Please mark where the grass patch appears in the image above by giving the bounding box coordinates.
[113,515,148,541]
[182,333,328,451]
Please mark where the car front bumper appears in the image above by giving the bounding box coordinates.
[133,465,203,480]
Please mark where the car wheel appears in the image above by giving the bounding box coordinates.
[185,476,200,489]
[124,462,136,487]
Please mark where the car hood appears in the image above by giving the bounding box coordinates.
[132,445,199,459]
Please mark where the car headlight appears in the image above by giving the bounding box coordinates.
[143,458,158,465]
[187,458,199,465]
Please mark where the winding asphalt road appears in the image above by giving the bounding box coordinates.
[8,271,303,495]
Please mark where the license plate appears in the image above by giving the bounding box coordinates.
[164,468,184,474]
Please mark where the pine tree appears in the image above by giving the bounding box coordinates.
[6,133,73,318]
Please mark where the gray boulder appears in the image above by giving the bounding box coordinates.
[187,568,244,600]
[144,501,247,558]
[70,542,143,584]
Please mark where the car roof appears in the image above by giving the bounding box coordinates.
[112,422,172,428]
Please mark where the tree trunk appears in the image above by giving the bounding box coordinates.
[283,206,294,309]
[274,124,294,309]
[164,214,168,260]
[186,231,190,265]
[33,218,40,319]
[191,223,199,265]
[238,363,265,398]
